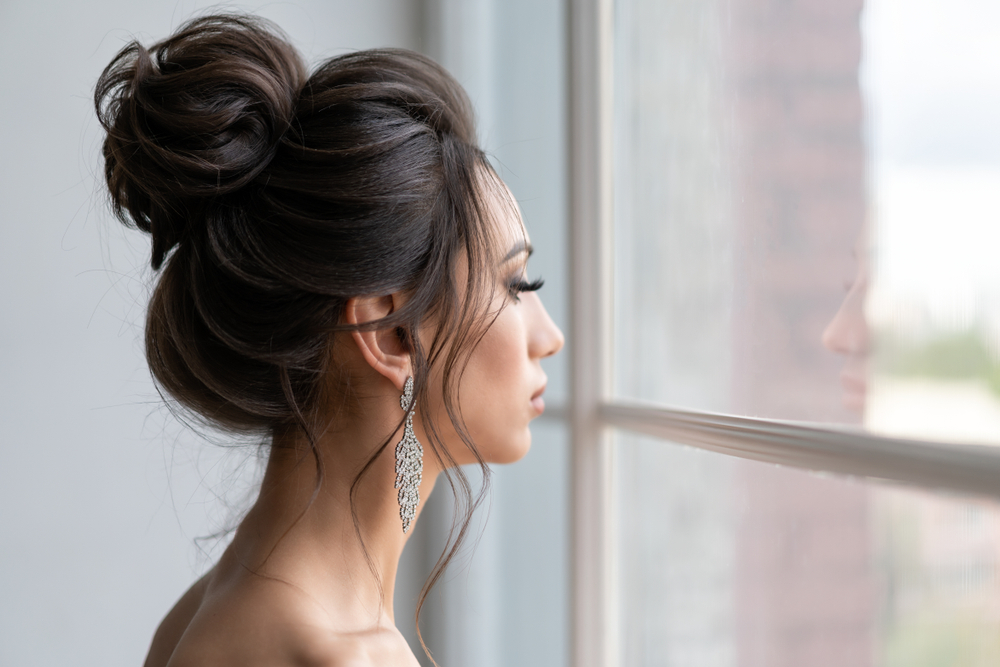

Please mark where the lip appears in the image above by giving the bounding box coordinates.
[530,384,547,415]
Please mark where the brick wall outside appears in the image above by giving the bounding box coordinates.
[725,1,874,665]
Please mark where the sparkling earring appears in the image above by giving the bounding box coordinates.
[394,376,423,533]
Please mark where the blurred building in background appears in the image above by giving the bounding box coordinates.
[727,2,872,665]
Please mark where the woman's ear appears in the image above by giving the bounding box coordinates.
[343,294,411,391]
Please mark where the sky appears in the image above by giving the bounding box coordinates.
[862,0,1000,336]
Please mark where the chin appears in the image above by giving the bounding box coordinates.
[839,372,868,414]
[483,428,533,465]
[842,391,866,414]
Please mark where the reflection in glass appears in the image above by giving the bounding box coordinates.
[823,231,871,414]
[613,0,864,424]
[613,0,1000,444]
[616,432,1000,667]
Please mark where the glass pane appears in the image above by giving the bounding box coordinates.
[616,431,1000,667]
[612,0,1000,445]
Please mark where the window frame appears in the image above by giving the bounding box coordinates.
[566,1,1000,666]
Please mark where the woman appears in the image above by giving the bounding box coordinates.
[822,232,869,413]
[95,13,563,666]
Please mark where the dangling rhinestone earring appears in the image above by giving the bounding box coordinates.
[394,376,423,533]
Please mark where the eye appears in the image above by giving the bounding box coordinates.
[507,276,544,302]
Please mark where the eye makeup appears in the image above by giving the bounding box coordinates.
[507,276,544,302]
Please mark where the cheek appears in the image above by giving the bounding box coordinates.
[459,307,534,463]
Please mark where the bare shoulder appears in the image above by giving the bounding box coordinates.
[145,570,213,667]
[150,569,417,667]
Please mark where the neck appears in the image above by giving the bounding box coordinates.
[226,389,439,630]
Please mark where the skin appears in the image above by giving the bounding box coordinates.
[143,182,564,667]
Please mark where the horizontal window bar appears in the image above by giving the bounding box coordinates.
[601,402,1000,499]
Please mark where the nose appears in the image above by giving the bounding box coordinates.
[822,282,869,356]
[526,293,564,359]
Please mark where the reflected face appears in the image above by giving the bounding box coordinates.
[822,235,870,413]
[421,180,564,466]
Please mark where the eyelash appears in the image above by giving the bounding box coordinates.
[507,277,544,302]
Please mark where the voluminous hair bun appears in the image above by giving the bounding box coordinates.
[93,11,501,449]
[95,14,307,268]
[94,15,509,627]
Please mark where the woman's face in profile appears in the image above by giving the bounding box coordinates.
[421,182,565,466]
[822,233,870,413]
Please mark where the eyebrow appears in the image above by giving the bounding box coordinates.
[502,241,534,263]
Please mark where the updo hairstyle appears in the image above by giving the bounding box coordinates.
[95,14,507,449]
[95,12,510,625]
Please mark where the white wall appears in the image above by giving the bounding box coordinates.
[0,3,421,666]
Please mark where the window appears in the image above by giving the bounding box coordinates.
[569,0,1000,665]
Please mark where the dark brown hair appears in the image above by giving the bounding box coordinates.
[95,13,510,657]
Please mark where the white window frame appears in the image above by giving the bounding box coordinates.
[566,1,1000,666]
